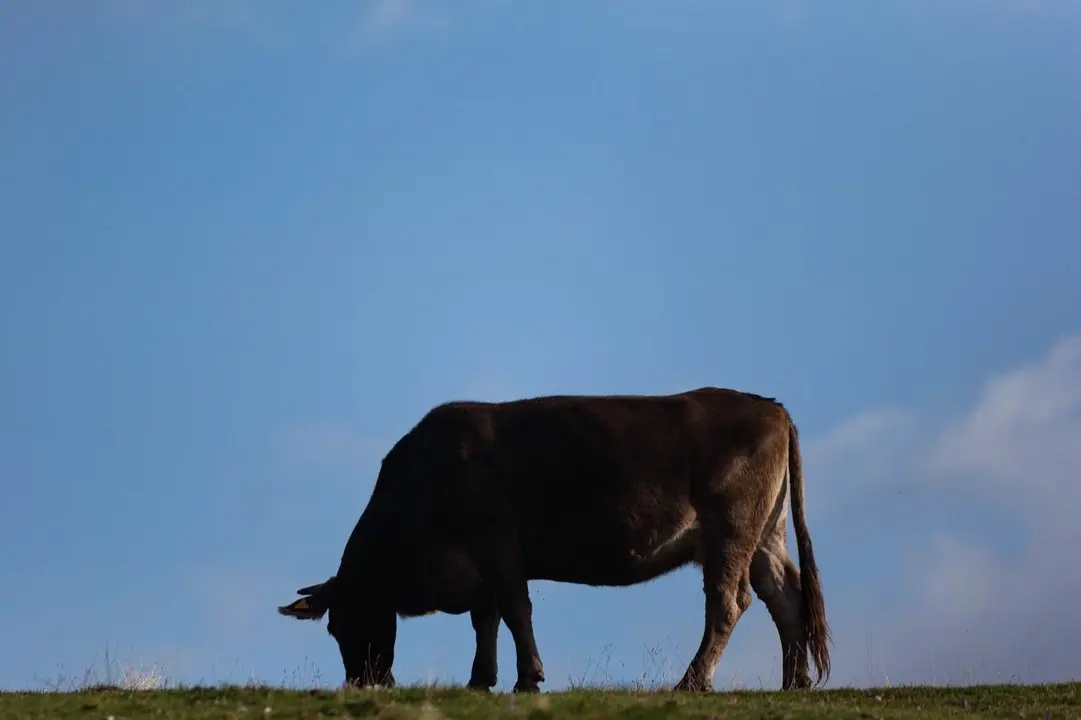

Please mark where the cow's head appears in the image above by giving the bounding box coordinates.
[278,575,397,688]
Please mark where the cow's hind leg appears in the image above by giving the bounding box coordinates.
[676,448,785,693]
[467,592,501,690]
[674,516,757,692]
[750,511,811,690]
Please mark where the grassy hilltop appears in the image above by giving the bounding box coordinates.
[2,682,1080,719]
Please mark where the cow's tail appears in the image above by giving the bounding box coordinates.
[787,417,832,687]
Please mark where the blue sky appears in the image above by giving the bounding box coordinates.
[2,0,1080,691]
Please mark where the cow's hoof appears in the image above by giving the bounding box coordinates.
[792,675,813,691]
[673,677,711,693]
[467,669,497,691]
[512,681,541,694]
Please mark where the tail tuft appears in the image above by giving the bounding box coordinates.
[787,419,832,687]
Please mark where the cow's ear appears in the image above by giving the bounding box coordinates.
[278,596,326,620]
[277,576,335,620]
[296,582,328,595]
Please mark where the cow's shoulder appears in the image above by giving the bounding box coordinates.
[420,399,498,432]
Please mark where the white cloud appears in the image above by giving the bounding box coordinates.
[350,0,444,50]
[774,0,810,28]
[779,332,1081,686]
[929,335,1081,516]
[803,407,921,513]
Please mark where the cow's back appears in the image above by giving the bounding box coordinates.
[418,387,789,585]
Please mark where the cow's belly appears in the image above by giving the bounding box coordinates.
[399,544,485,617]
[521,512,703,587]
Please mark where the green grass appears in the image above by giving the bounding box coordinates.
[2,683,1079,719]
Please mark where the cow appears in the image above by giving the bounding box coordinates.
[277,387,831,693]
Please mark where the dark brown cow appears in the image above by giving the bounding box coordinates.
[278,387,831,693]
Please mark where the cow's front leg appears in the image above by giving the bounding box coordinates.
[467,592,501,690]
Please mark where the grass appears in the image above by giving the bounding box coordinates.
[2,682,1080,719]
[4,649,1078,718]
